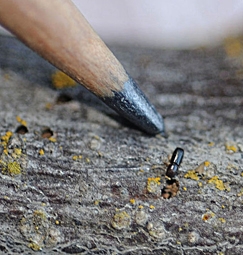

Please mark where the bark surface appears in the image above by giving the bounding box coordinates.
[0,36,243,254]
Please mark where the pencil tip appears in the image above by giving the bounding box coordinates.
[102,76,164,135]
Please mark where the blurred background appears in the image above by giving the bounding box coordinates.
[72,0,243,49]
[1,0,243,49]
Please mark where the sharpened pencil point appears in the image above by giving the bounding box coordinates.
[0,0,164,135]
[102,76,164,135]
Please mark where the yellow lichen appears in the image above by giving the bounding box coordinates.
[183,223,189,228]
[184,170,199,181]
[208,176,226,191]
[28,242,42,251]
[94,200,100,205]
[208,142,215,146]
[97,151,103,157]
[218,217,226,223]
[45,102,53,110]
[204,161,210,167]
[111,211,131,230]
[183,186,187,191]
[129,199,135,205]
[72,154,83,161]
[147,177,161,193]
[149,205,155,210]
[1,131,13,148]
[39,149,44,155]
[237,188,243,197]
[147,177,161,184]
[138,205,144,209]
[51,70,76,89]
[33,210,46,220]
[8,162,21,175]
[72,155,78,160]
[14,148,22,156]
[11,148,22,159]
[198,182,203,187]
[1,161,21,175]
[202,211,215,222]
[225,142,238,153]
[55,220,60,225]
[224,37,243,58]
[16,116,27,126]
[48,137,56,142]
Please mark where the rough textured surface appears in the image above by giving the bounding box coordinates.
[0,35,243,254]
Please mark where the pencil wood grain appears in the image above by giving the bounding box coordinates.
[0,0,164,134]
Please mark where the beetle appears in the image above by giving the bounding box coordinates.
[165,147,184,179]
[162,147,184,199]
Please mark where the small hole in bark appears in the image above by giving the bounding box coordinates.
[15,125,28,134]
[41,128,54,138]
[56,93,72,104]
[161,179,179,199]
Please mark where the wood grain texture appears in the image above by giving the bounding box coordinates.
[0,36,243,254]
[0,0,127,97]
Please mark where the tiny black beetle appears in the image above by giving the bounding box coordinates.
[165,147,184,179]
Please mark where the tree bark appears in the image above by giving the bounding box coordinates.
[0,35,243,254]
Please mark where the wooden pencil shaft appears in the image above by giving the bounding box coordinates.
[0,0,165,135]
[0,0,128,97]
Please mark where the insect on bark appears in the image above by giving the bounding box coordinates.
[162,147,184,199]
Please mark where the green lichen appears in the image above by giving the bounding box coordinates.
[1,161,21,175]
[8,161,21,175]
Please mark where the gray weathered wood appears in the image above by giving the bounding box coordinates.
[0,35,243,254]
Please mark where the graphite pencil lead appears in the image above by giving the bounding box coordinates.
[102,76,164,135]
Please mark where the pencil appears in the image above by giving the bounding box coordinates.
[0,0,164,135]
